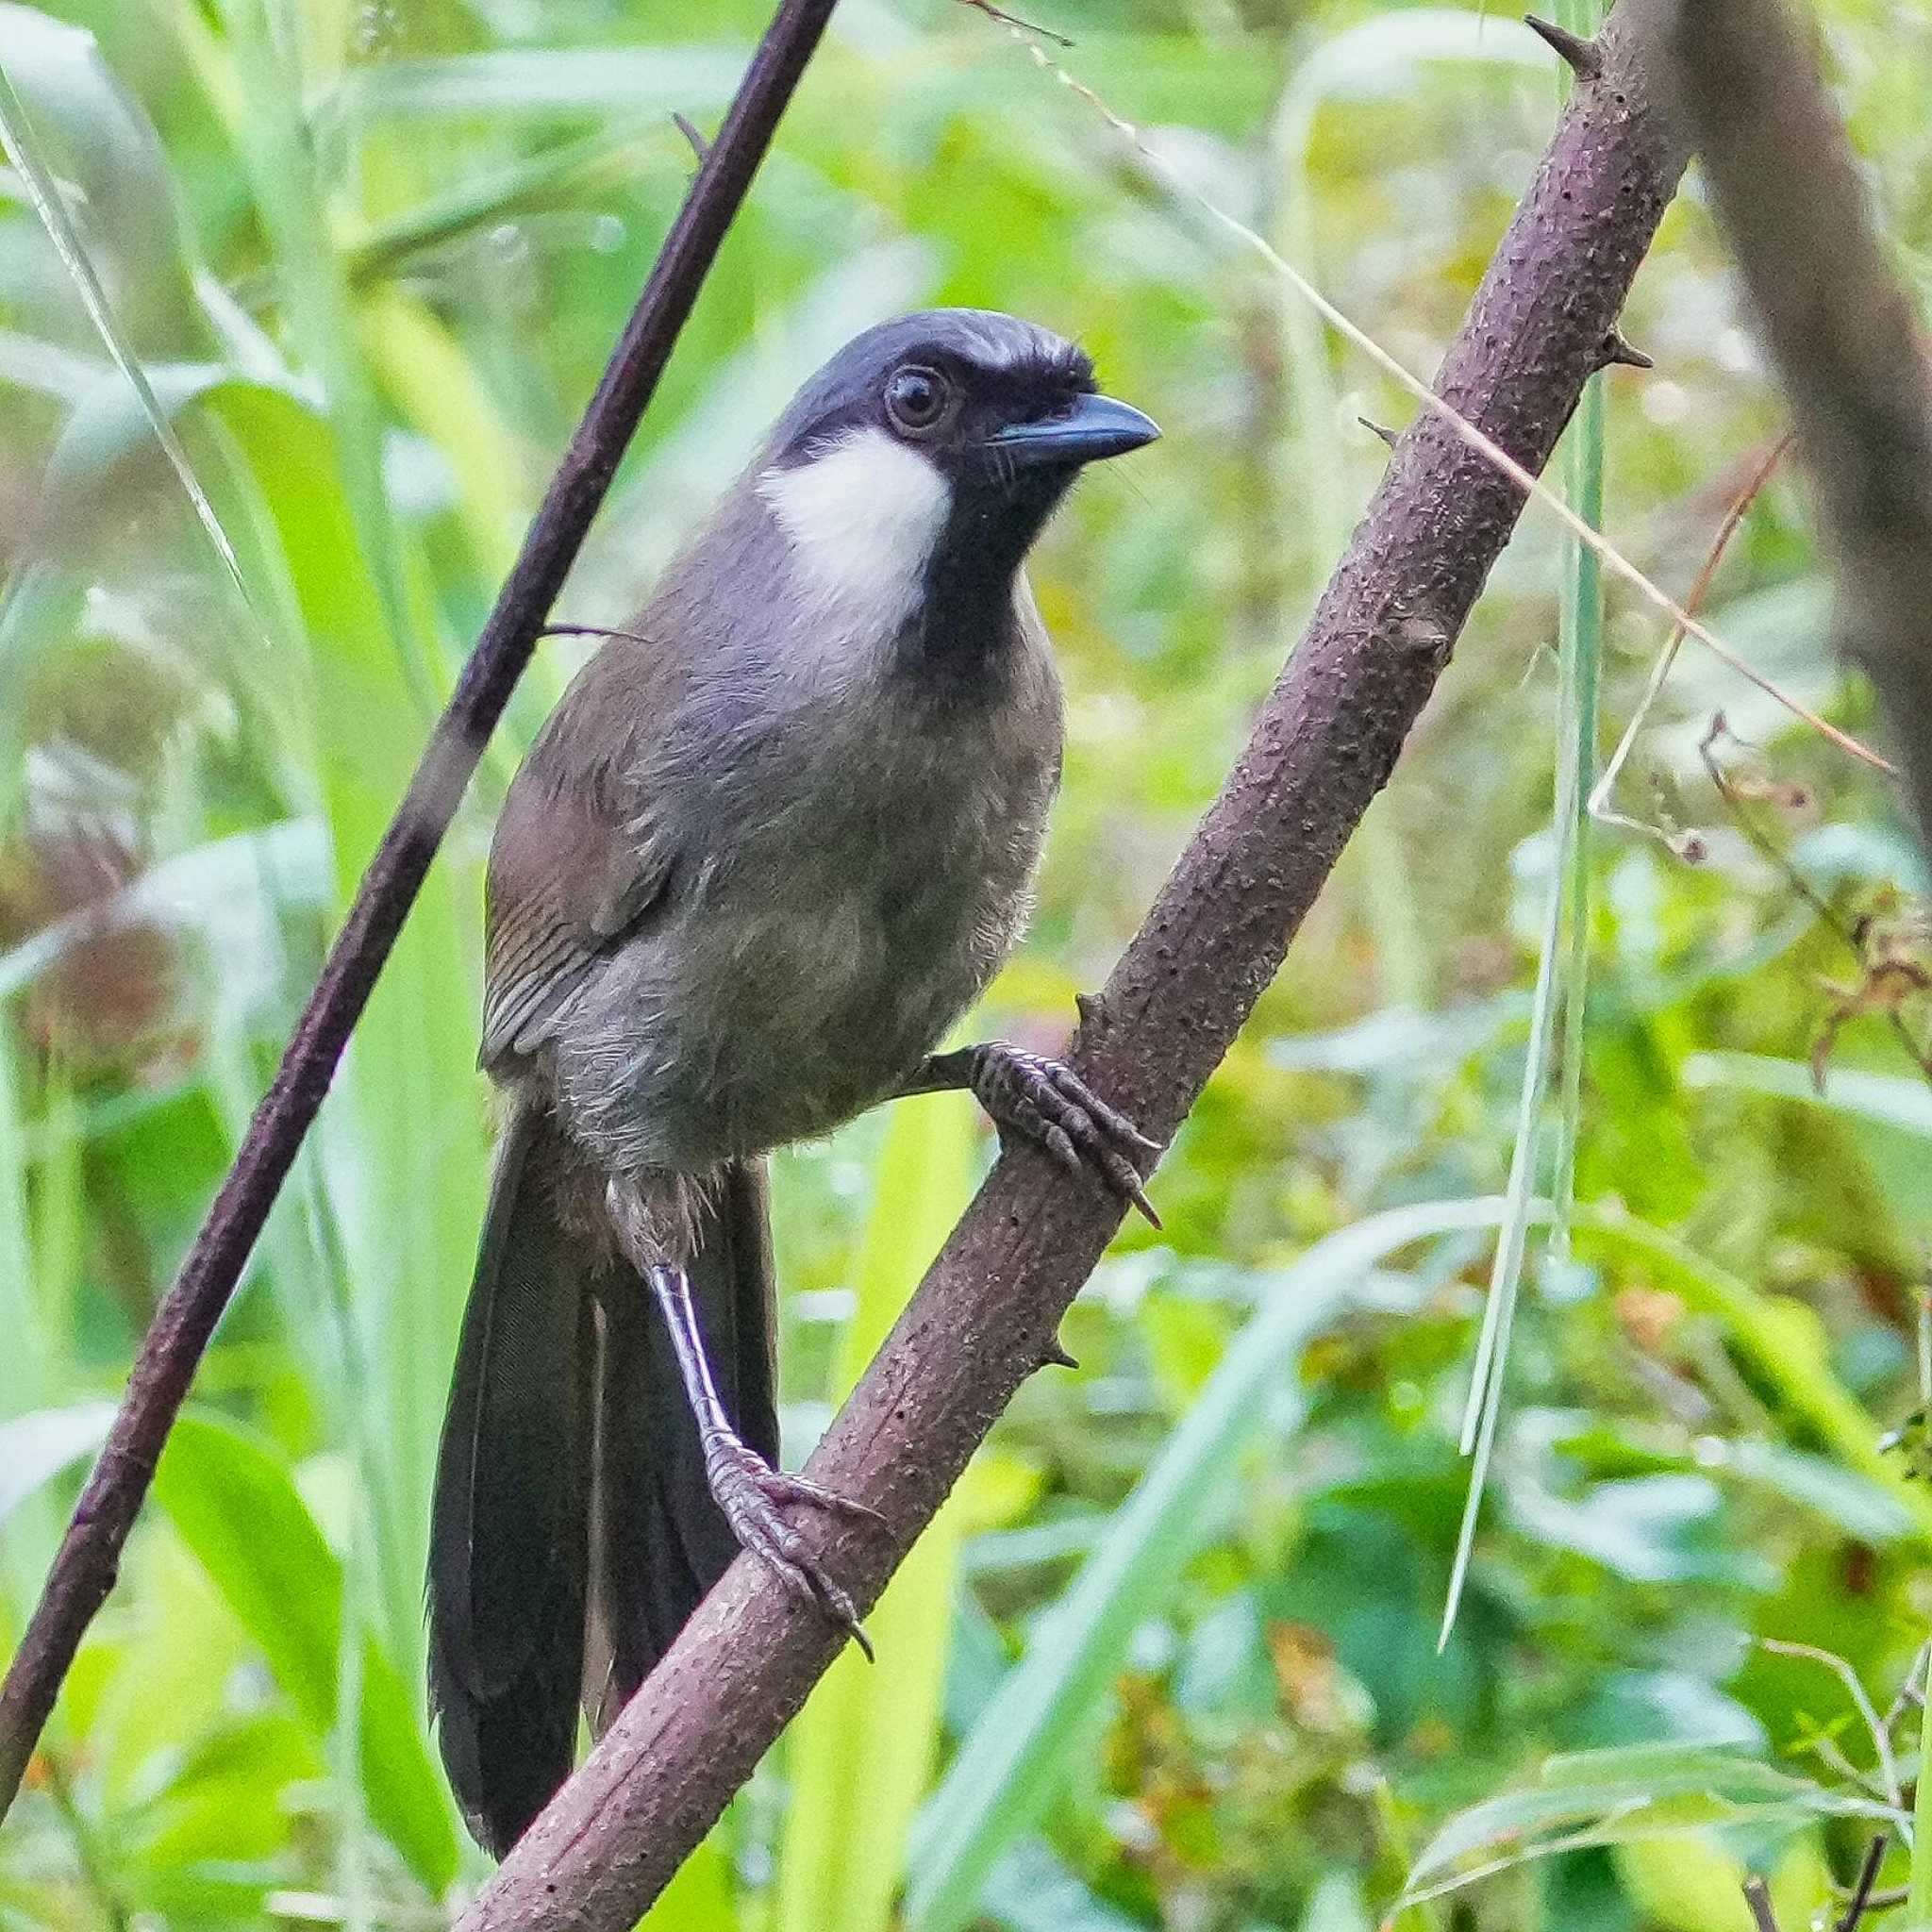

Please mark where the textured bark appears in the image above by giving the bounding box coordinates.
[1670,0,1932,842]
[459,8,1690,1926]
[0,0,840,1824]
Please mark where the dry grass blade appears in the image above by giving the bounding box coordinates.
[1591,434,1795,841]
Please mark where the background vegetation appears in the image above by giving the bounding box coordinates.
[4,0,1932,1925]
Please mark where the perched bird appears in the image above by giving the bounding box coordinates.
[427,308,1161,1855]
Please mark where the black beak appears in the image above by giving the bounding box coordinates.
[985,391,1161,471]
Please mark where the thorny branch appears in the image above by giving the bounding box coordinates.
[458,3,1691,1924]
[0,0,841,1824]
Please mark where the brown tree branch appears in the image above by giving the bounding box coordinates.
[0,0,840,1824]
[1668,0,1932,841]
[458,6,1689,1924]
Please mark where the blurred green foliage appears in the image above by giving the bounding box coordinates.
[5,0,1932,1926]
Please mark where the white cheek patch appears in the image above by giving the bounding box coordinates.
[758,427,951,636]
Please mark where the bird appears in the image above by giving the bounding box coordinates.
[426,308,1161,1856]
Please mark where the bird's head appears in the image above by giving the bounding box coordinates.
[755,308,1158,633]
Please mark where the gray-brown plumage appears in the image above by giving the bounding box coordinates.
[427,309,1159,1856]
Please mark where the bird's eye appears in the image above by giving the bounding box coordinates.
[885,365,951,436]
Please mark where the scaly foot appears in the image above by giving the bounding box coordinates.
[702,1427,881,1660]
[949,1042,1161,1228]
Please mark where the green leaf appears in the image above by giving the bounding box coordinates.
[1724,1439,1916,1542]
[0,1401,112,1525]
[979,1840,1145,1932]
[1405,1742,1898,1903]
[0,3,204,345]
[775,1088,978,1932]
[906,1196,1507,1932]
[152,1413,458,1894]
[153,1414,341,1728]
[1688,1051,1932,1137]
[327,43,749,120]
[1614,1831,1831,1932]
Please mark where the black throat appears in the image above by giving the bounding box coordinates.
[896,472,1071,685]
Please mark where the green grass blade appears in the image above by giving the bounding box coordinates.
[1445,6,1607,1642]
[1441,824,1563,1633]
[0,326,104,400]
[1269,9,1551,1013]
[341,122,675,291]
[907,1196,1530,1932]
[1572,1207,1932,1538]
[152,1413,459,1894]
[0,42,263,648]
[774,1089,978,1932]
[1912,1694,1932,1916]
[0,1027,43,1424]
[0,1041,78,1633]
[1685,1052,1932,1135]
[204,0,430,706]
[1549,0,1606,1272]
[326,44,748,121]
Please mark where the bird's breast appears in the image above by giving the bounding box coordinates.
[552,585,1063,1175]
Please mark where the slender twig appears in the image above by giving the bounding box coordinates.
[1838,1835,1890,1932]
[1857,1888,1908,1914]
[458,6,1690,1924]
[1883,1641,1931,1735]
[955,0,1074,47]
[0,0,840,1824]
[1697,718,1932,1078]
[1742,1875,1783,1932]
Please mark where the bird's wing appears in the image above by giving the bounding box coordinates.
[480,645,676,1071]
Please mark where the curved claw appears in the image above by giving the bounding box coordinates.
[964,1043,1163,1228]
[706,1440,875,1658]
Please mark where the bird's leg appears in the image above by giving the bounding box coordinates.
[605,1180,878,1656]
[902,1042,1162,1228]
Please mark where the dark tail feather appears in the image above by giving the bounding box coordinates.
[427,1103,598,1857]
[585,1157,778,1731]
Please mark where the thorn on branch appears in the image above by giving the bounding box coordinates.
[1358,415,1400,450]
[1596,328,1655,372]
[957,0,1074,45]
[1041,1338,1079,1371]
[672,112,710,164]
[1524,13,1603,80]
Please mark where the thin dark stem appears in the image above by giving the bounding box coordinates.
[0,0,839,1824]
[459,5,1689,1924]
[1743,1875,1784,1932]
[1839,1835,1890,1932]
